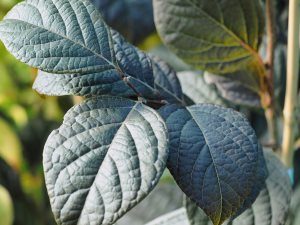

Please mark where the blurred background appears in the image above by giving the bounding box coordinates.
[0,0,299,225]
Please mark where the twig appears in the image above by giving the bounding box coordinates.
[116,66,168,108]
[281,0,300,167]
[264,0,279,150]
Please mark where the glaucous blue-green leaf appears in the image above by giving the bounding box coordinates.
[184,149,292,225]
[32,29,157,99]
[153,0,265,74]
[145,208,190,225]
[159,104,260,225]
[90,0,155,44]
[33,55,184,103]
[0,0,116,74]
[0,0,162,101]
[43,96,169,225]
[177,71,228,106]
[234,144,268,216]
[204,68,261,107]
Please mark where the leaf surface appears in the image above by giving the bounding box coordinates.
[185,150,292,225]
[0,0,116,73]
[159,104,260,225]
[43,96,169,225]
[153,0,265,74]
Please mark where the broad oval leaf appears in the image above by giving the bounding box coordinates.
[177,71,228,106]
[32,30,157,99]
[91,0,155,44]
[159,104,260,225]
[185,150,292,225]
[0,0,116,74]
[43,96,169,225]
[153,0,265,74]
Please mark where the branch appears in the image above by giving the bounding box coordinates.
[282,0,300,167]
[264,0,278,150]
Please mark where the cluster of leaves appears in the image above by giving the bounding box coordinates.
[0,0,295,225]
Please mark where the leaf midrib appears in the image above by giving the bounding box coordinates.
[3,18,117,71]
[186,108,223,225]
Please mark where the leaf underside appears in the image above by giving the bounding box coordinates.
[177,71,228,106]
[159,104,260,225]
[43,96,169,225]
[204,69,261,107]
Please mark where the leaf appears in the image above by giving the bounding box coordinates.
[0,185,14,225]
[115,183,183,225]
[153,0,265,74]
[0,0,116,74]
[184,150,292,225]
[43,96,169,225]
[145,208,190,225]
[204,68,261,107]
[0,118,23,170]
[150,55,184,104]
[90,0,155,44]
[289,183,300,225]
[150,44,192,72]
[30,27,183,103]
[0,0,166,101]
[177,71,228,106]
[159,104,261,225]
[233,144,268,216]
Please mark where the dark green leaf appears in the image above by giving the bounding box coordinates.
[90,0,155,44]
[159,104,260,225]
[185,150,292,225]
[177,71,228,106]
[153,0,265,74]
[43,96,169,225]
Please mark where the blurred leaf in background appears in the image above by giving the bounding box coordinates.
[0,184,14,225]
